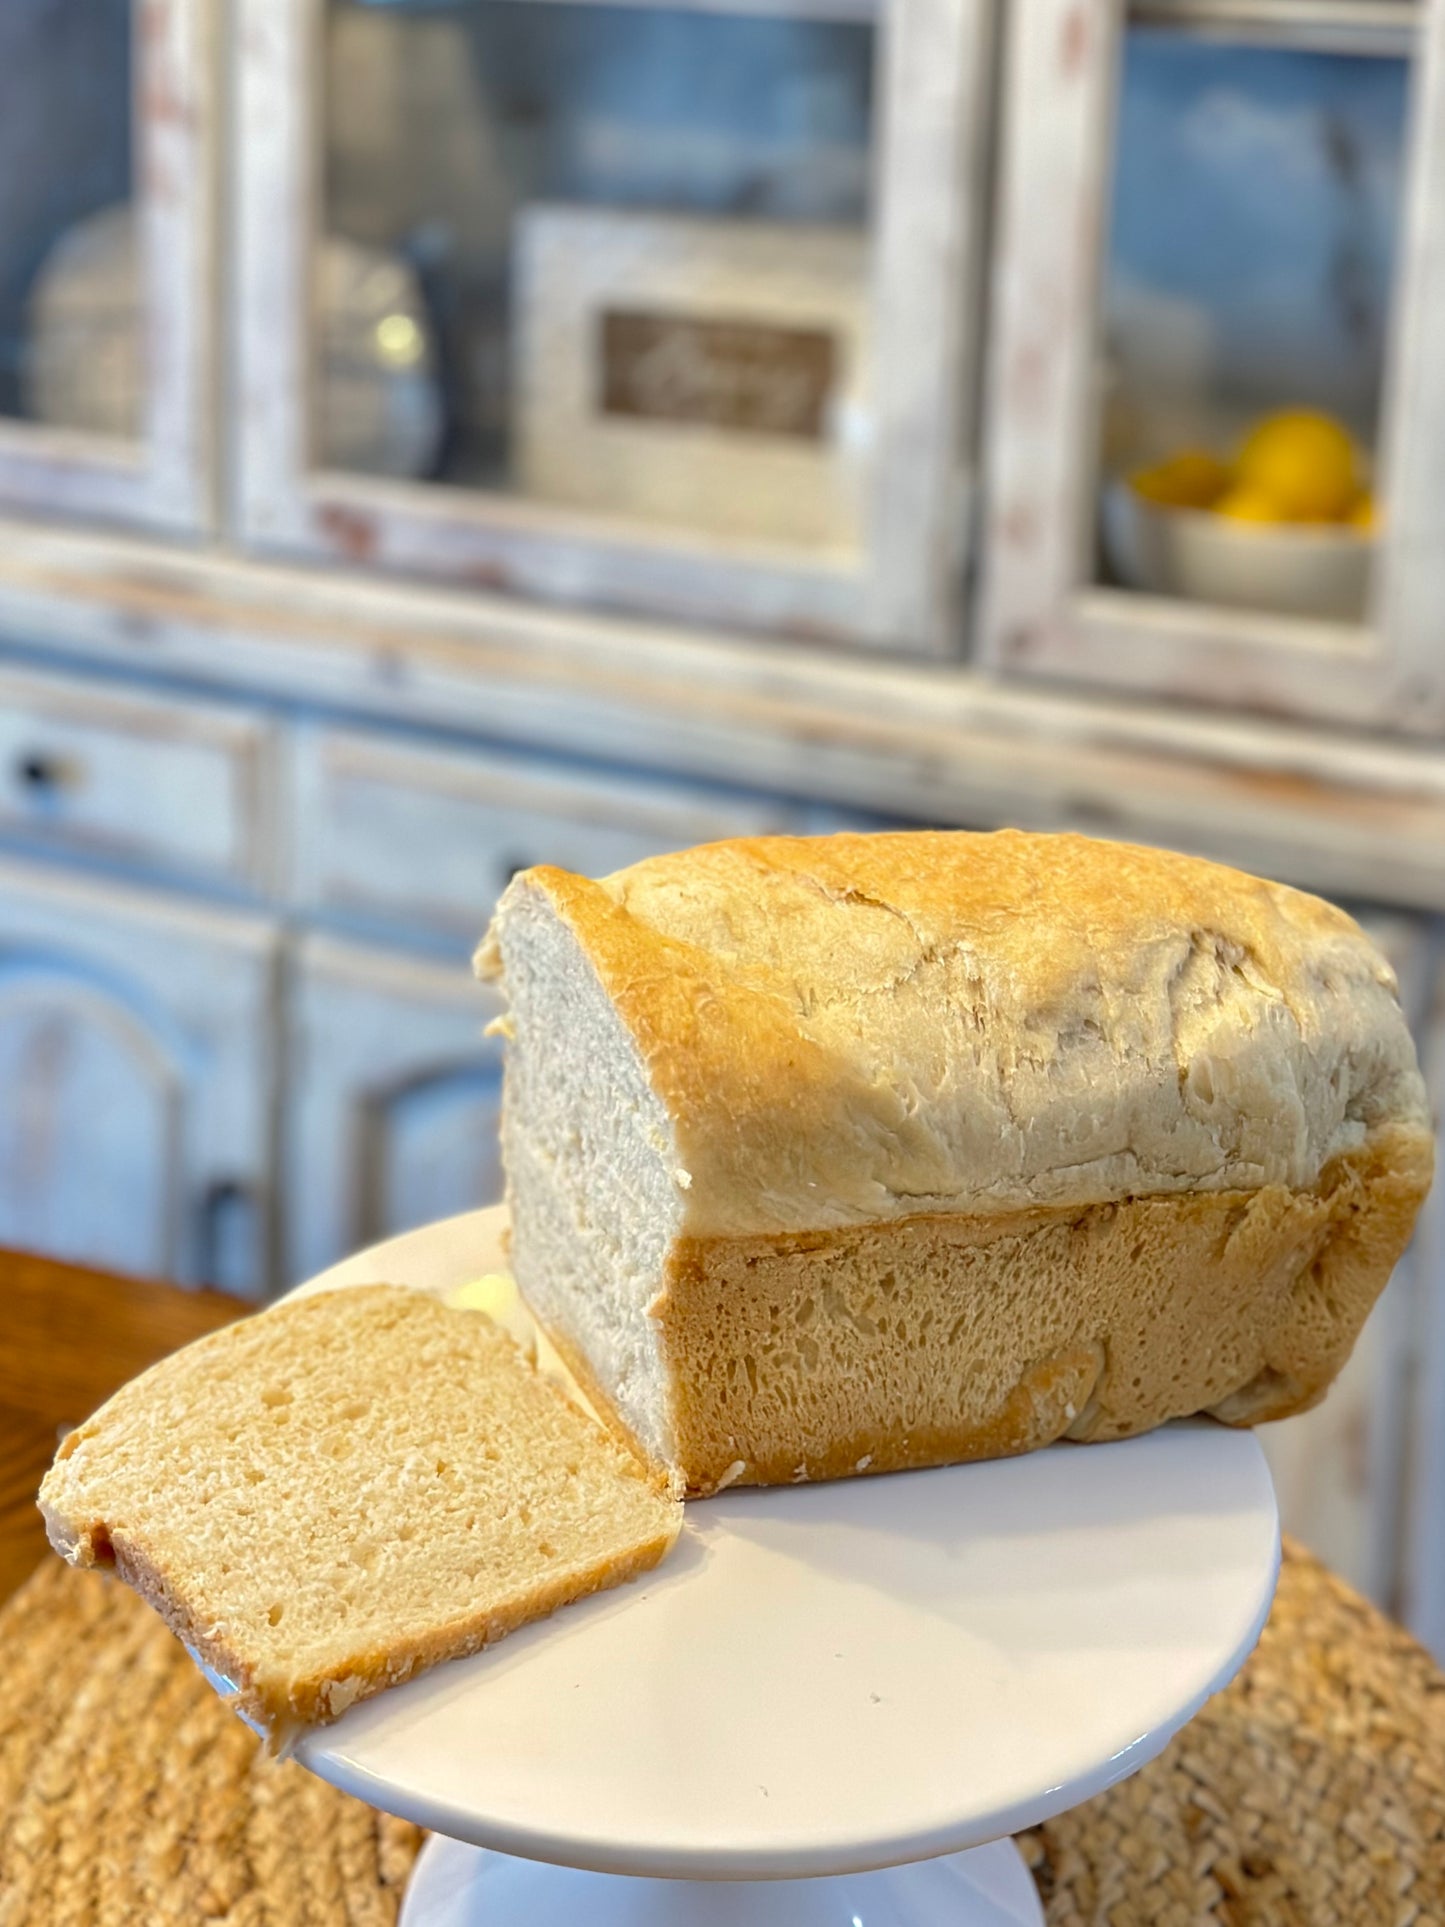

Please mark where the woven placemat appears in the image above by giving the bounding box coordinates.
[0,1559,422,1925]
[1018,1534,1445,1925]
[1,1539,1441,1924]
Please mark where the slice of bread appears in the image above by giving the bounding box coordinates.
[38,1284,682,1745]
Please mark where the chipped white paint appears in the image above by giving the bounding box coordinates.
[288,721,813,955]
[0,664,275,892]
[0,853,277,1294]
[1258,915,1431,1614]
[1,519,1444,910]
[1403,953,1445,1660]
[978,0,1445,732]
[233,0,990,653]
[283,934,507,1286]
[0,0,215,534]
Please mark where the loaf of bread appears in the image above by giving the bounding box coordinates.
[476,830,1433,1497]
[38,1285,681,1742]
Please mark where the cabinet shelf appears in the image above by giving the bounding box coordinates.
[1129,0,1418,56]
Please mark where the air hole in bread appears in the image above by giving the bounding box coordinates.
[267,1602,284,1627]
[260,1387,293,1409]
[1186,1055,1216,1106]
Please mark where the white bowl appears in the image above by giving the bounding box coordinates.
[1101,478,1372,623]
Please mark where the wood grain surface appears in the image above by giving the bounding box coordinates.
[0,1246,242,1600]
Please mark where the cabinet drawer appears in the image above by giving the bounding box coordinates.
[0,669,273,892]
[290,726,809,951]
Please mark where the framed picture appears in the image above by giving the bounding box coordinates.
[514,207,869,551]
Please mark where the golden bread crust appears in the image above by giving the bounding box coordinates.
[481,831,1429,1241]
[101,1515,679,1741]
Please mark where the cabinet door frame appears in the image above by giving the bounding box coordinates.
[284,934,504,1288]
[977,0,1445,732]
[0,855,278,1295]
[234,0,991,654]
[0,0,215,535]
[1403,929,1445,1660]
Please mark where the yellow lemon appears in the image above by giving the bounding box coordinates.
[1235,410,1358,521]
[1129,448,1231,509]
[1349,490,1378,532]
[1214,485,1287,524]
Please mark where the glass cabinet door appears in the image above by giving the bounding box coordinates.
[0,0,213,533]
[237,0,993,653]
[980,0,1445,733]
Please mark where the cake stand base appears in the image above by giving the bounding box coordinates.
[399,1832,1046,1926]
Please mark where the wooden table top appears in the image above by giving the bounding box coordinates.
[0,1247,243,1601]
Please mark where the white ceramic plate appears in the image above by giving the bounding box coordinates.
[285,1206,1280,1883]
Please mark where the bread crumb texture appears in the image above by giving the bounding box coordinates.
[662,1127,1428,1491]
[38,1286,681,1740]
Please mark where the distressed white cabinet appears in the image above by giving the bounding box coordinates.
[0,664,276,894]
[0,0,214,533]
[0,856,277,1294]
[288,721,816,957]
[1402,944,1445,1657]
[234,0,992,652]
[1257,911,1431,1613]
[979,0,1445,732]
[284,936,504,1287]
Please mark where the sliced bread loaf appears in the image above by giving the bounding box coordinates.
[476,830,1433,1495]
[39,1284,682,1744]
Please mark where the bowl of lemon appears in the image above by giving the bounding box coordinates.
[1101,410,1375,622]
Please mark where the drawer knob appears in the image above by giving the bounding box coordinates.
[15,751,74,794]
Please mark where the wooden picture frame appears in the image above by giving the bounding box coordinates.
[0,0,215,535]
[978,0,1445,733]
[234,0,992,654]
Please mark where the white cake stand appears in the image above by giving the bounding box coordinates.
[283,1208,1281,1927]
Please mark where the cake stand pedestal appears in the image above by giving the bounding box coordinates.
[288,1207,1281,1927]
[399,1832,1043,1925]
